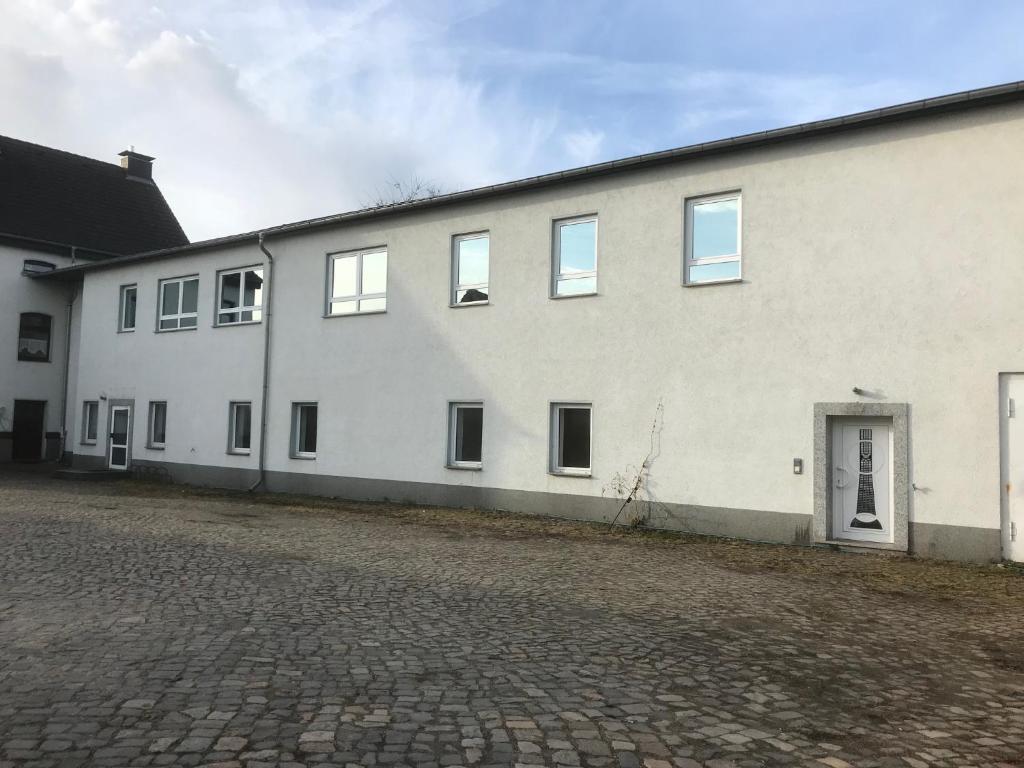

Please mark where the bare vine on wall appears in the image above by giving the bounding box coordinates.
[603,399,665,529]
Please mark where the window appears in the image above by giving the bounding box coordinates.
[118,285,137,331]
[291,403,318,458]
[148,401,167,448]
[217,267,264,325]
[451,233,489,305]
[447,402,483,469]
[328,248,387,315]
[17,312,51,361]
[158,276,199,330]
[684,192,741,284]
[550,403,592,475]
[552,216,597,297]
[81,401,99,444]
[229,402,252,454]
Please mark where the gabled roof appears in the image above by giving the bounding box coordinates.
[0,134,188,256]
[32,78,1024,281]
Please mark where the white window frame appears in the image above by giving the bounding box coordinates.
[290,402,318,459]
[228,401,252,455]
[551,215,598,298]
[326,248,387,316]
[216,266,264,326]
[683,191,742,285]
[118,284,137,332]
[147,401,167,449]
[549,402,592,477]
[81,401,99,445]
[450,232,489,307]
[447,401,483,470]
[157,275,200,331]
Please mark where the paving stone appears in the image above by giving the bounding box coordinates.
[0,474,1020,768]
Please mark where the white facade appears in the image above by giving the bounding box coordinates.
[61,98,1024,562]
[0,245,81,462]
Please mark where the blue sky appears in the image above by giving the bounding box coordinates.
[2,0,1022,240]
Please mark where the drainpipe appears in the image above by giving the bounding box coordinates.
[249,232,275,491]
[58,250,79,465]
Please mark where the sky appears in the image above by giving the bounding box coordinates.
[1,0,1022,242]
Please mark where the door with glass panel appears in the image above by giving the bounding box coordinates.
[108,406,131,470]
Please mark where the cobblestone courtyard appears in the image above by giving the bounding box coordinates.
[1,472,1022,768]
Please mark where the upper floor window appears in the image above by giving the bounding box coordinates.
[451,233,489,306]
[684,192,741,284]
[328,248,387,316]
[552,216,597,297]
[17,312,51,361]
[81,401,98,444]
[158,276,199,331]
[217,267,264,325]
[119,284,137,332]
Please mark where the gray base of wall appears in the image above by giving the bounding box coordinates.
[910,521,1002,563]
[72,456,1002,563]
[0,434,11,463]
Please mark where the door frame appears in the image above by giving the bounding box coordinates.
[998,373,1023,562]
[105,399,135,471]
[830,416,895,543]
[813,402,910,552]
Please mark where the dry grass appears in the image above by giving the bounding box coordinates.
[114,478,1024,606]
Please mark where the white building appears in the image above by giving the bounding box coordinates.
[0,137,187,464]
[22,82,1024,563]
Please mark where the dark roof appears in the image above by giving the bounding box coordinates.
[34,78,1024,281]
[0,134,188,256]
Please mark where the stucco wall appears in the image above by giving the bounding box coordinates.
[0,246,78,459]
[70,102,1024,559]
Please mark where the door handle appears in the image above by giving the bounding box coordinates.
[835,466,848,488]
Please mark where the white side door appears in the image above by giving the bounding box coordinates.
[1000,374,1024,562]
[108,406,131,470]
[832,418,894,543]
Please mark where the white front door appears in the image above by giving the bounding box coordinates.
[832,418,894,543]
[109,406,131,470]
[1000,374,1024,562]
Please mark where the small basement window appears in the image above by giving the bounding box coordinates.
[217,267,264,325]
[229,401,252,454]
[158,276,199,330]
[17,312,51,361]
[550,403,592,475]
[291,402,318,458]
[447,402,483,468]
[684,192,742,284]
[81,401,98,444]
[148,401,167,448]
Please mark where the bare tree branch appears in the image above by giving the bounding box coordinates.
[362,175,447,208]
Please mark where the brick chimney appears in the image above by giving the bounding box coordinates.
[119,149,155,182]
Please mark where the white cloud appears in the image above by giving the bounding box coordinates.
[562,129,605,166]
[0,0,561,241]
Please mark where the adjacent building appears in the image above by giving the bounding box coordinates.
[0,136,187,462]
[18,81,1024,563]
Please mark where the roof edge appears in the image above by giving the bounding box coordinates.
[32,78,1024,280]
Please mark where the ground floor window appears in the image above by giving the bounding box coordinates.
[229,402,252,454]
[291,403,318,458]
[447,402,483,468]
[551,403,592,475]
[81,401,98,444]
[148,401,167,448]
